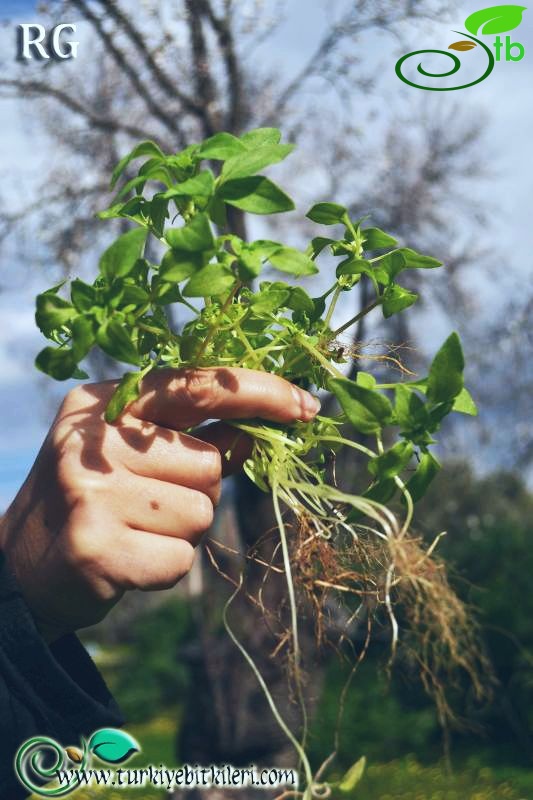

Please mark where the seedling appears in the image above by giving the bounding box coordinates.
[35,128,482,798]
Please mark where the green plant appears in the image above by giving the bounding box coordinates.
[34,127,482,798]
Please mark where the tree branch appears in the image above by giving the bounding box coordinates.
[260,2,445,126]
[0,79,150,140]
[93,0,208,123]
[71,0,187,147]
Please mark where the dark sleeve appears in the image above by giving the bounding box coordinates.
[0,551,124,798]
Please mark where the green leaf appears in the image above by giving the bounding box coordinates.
[111,140,164,189]
[240,127,281,148]
[328,378,393,434]
[382,284,418,318]
[237,248,262,281]
[427,400,455,431]
[405,452,441,503]
[339,756,367,793]
[138,156,169,178]
[105,372,144,423]
[96,319,140,365]
[114,174,150,201]
[198,132,247,160]
[368,441,414,480]
[309,236,336,257]
[465,4,526,35]
[165,213,214,252]
[113,164,170,202]
[71,315,96,360]
[148,196,169,237]
[159,170,215,199]
[40,280,66,295]
[336,258,373,278]
[250,285,291,313]
[35,346,78,380]
[356,371,377,389]
[160,249,203,281]
[183,264,235,297]
[374,251,407,283]
[453,386,478,416]
[396,248,443,269]
[306,202,347,225]
[269,247,318,276]
[249,240,283,259]
[287,286,315,314]
[207,194,227,227]
[88,728,140,765]
[395,384,429,432]
[221,144,294,181]
[121,282,150,307]
[99,228,148,280]
[426,332,464,404]
[152,280,186,305]
[97,198,146,223]
[218,176,295,214]
[71,279,97,312]
[362,227,397,250]
[35,293,76,337]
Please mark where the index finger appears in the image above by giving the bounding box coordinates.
[128,367,320,430]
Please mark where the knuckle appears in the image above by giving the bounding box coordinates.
[201,447,222,486]
[142,543,195,591]
[193,492,214,532]
[181,370,219,411]
[63,527,105,575]
[58,460,108,502]
[178,543,195,576]
[61,385,88,412]
[49,416,82,454]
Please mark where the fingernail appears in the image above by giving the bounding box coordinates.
[290,386,321,420]
[301,390,321,418]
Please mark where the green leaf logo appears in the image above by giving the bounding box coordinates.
[465,5,527,35]
[449,40,478,50]
[88,729,140,765]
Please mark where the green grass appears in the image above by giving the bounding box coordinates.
[346,755,533,799]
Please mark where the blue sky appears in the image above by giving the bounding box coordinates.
[0,0,36,19]
[0,0,532,508]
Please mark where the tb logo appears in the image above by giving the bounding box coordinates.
[17,24,79,60]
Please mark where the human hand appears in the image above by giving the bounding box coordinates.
[0,368,320,643]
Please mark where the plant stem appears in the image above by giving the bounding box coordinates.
[331,296,383,338]
[394,474,414,536]
[137,321,167,336]
[272,479,301,668]
[272,476,311,780]
[323,284,342,330]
